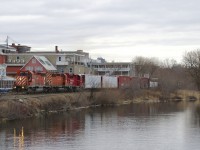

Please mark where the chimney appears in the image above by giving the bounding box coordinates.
[11,43,16,47]
[55,46,59,53]
[11,43,18,52]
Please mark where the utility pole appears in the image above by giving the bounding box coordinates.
[6,36,9,49]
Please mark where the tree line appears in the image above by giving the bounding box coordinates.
[132,49,200,94]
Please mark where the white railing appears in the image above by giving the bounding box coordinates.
[96,68,130,72]
[56,61,69,65]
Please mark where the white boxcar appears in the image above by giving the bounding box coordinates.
[84,74,102,88]
[102,76,118,88]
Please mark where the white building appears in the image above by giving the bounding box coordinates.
[0,64,15,92]
[91,62,135,76]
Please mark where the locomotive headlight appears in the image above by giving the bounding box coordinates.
[13,86,16,89]
[22,86,24,89]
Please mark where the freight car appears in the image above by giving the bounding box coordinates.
[83,74,102,89]
[14,70,83,92]
[83,75,149,89]
[82,74,118,89]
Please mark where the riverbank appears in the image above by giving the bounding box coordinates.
[0,89,199,122]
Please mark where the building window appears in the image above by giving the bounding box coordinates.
[69,67,73,73]
[25,66,33,71]
[32,58,36,64]
[0,68,6,77]
[35,66,43,72]
[122,65,128,68]
[59,57,61,61]
[16,56,19,60]
[61,68,64,73]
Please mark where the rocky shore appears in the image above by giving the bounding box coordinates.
[0,89,199,123]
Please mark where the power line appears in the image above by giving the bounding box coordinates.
[5,36,19,45]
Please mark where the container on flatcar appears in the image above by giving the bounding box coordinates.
[102,76,118,88]
[140,77,149,89]
[83,74,102,88]
[118,76,132,89]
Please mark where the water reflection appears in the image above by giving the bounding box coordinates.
[0,111,85,150]
[13,127,24,150]
[117,102,186,117]
[1,102,200,150]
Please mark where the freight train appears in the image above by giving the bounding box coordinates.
[14,70,150,93]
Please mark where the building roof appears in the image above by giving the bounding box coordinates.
[34,56,57,71]
[26,50,89,57]
[0,44,14,49]
[0,44,16,52]
[20,55,57,72]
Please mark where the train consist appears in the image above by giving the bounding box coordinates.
[14,70,150,93]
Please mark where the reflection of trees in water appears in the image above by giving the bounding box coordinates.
[117,103,186,117]
[1,111,86,147]
[193,104,200,127]
[2,102,200,149]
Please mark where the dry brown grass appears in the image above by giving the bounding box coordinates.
[1,89,199,122]
[92,89,122,106]
[0,99,36,120]
[172,90,200,101]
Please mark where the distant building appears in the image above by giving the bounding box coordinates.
[0,64,15,92]
[1,42,139,77]
[0,44,17,54]
[55,49,90,74]
[91,62,135,76]
[0,43,30,76]
[0,44,16,65]
[0,44,91,75]
[20,56,57,73]
[97,57,106,63]
[0,64,7,77]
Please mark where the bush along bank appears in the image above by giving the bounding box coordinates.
[0,90,137,122]
[0,89,199,122]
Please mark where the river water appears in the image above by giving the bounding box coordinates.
[1,102,200,150]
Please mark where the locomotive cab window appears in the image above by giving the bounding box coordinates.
[20,72,28,76]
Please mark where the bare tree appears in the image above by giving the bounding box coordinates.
[183,50,200,90]
[157,66,181,99]
[161,58,177,69]
[132,56,159,78]
[156,58,195,100]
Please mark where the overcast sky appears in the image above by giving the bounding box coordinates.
[1,0,200,62]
